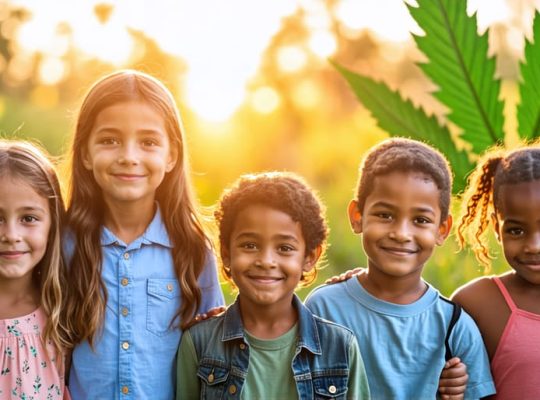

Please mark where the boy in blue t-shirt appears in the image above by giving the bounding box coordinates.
[306,138,495,400]
[176,172,370,399]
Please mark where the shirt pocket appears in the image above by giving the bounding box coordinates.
[146,278,180,336]
[198,360,230,400]
[312,372,349,399]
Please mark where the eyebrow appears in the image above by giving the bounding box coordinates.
[233,232,300,243]
[371,201,436,216]
[0,206,47,213]
[93,127,165,136]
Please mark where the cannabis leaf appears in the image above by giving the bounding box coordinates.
[334,62,472,193]
[408,0,505,153]
[517,11,540,140]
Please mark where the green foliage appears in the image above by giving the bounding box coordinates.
[335,0,540,192]
[333,62,473,192]
[518,11,540,139]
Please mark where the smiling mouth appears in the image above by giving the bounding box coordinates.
[0,251,28,259]
[380,246,417,255]
[112,173,146,181]
[247,276,283,284]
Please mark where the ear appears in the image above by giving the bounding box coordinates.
[435,214,453,246]
[220,246,230,268]
[303,245,322,273]
[82,147,93,171]
[491,212,501,242]
[348,200,363,234]
[166,146,178,173]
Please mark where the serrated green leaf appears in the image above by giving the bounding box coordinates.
[517,11,540,140]
[333,62,473,193]
[408,0,504,154]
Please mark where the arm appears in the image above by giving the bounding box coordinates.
[176,332,201,400]
[347,336,370,400]
[438,357,468,400]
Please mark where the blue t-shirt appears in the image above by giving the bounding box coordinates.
[306,277,496,400]
[67,208,225,400]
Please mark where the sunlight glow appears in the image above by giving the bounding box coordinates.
[277,45,308,73]
[335,0,420,42]
[251,87,280,114]
[38,57,66,85]
[308,30,337,58]
[468,0,509,31]
[292,79,320,110]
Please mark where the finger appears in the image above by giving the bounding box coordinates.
[439,382,467,393]
[444,357,461,369]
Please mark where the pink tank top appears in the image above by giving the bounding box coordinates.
[490,277,540,399]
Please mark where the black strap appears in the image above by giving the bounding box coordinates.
[444,301,462,361]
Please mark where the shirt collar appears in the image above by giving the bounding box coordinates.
[221,294,322,355]
[100,205,172,248]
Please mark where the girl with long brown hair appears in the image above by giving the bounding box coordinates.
[63,70,224,399]
[0,140,71,399]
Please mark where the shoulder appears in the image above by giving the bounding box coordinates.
[186,313,225,339]
[306,281,350,302]
[451,276,497,316]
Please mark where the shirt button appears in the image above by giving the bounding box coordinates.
[121,278,129,286]
[329,385,337,394]
[121,307,129,316]
[207,373,214,383]
[239,343,246,350]
[122,341,130,350]
[228,385,237,395]
[121,386,129,395]
[123,252,130,260]
[167,283,173,292]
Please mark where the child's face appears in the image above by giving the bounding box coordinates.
[83,101,177,209]
[349,171,451,280]
[223,204,318,310]
[0,176,51,282]
[493,179,540,285]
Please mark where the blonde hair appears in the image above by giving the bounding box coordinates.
[64,70,211,346]
[0,139,70,352]
[457,144,540,268]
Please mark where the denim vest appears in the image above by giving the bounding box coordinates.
[187,295,356,399]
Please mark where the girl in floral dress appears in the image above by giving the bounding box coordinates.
[0,140,70,399]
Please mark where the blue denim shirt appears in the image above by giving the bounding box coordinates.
[185,295,366,399]
[67,208,225,400]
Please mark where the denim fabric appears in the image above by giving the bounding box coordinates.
[187,295,356,399]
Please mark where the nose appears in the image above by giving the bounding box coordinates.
[118,141,140,165]
[255,248,277,268]
[388,219,412,242]
[0,220,22,243]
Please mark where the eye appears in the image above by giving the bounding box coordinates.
[414,216,432,225]
[141,138,159,147]
[21,215,39,224]
[98,137,119,145]
[505,227,524,236]
[278,244,295,253]
[376,212,392,220]
[240,242,258,250]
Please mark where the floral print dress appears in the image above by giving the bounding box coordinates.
[0,307,69,400]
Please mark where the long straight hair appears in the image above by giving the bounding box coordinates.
[0,140,69,352]
[64,70,210,346]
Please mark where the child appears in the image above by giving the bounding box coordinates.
[452,146,540,398]
[63,70,224,399]
[176,172,370,399]
[306,138,495,399]
[0,140,70,399]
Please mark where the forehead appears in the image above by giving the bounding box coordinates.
[366,171,441,209]
[497,180,540,218]
[231,204,302,236]
[93,101,166,129]
[0,175,49,210]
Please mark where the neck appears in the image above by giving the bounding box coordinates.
[238,296,297,339]
[0,275,39,319]
[104,200,156,244]
[359,268,427,304]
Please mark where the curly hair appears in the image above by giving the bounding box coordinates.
[355,138,453,221]
[457,144,540,268]
[214,171,328,287]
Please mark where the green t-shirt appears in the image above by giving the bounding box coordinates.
[176,324,368,399]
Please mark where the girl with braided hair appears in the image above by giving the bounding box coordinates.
[452,145,540,399]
